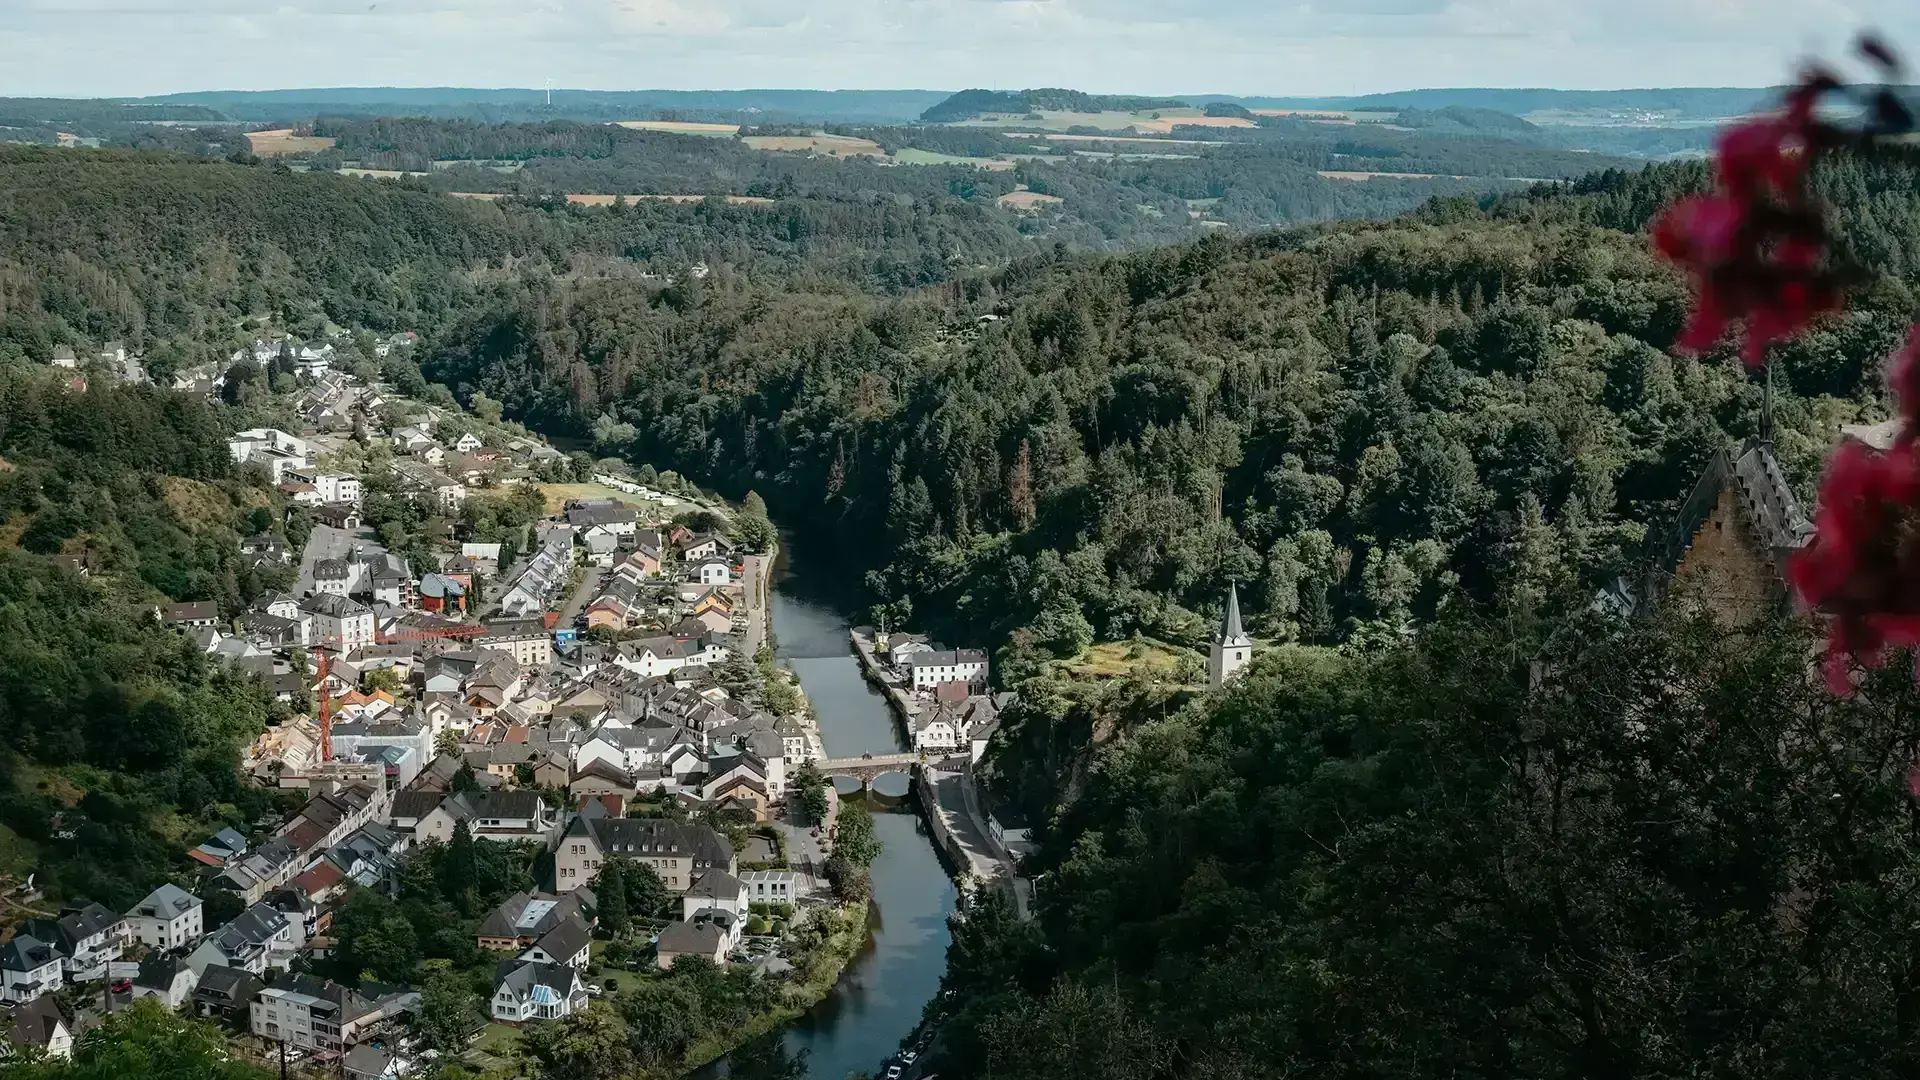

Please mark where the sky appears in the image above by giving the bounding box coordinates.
[2,0,1919,99]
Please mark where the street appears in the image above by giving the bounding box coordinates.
[557,565,606,625]
[740,552,770,657]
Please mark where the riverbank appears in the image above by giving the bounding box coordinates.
[850,626,921,734]
[679,898,871,1074]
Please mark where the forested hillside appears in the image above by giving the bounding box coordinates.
[934,610,1920,1079]
[0,368,293,905]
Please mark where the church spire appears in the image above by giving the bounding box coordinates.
[1219,582,1249,646]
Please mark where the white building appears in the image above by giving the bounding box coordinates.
[1207,584,1253,690]
[126,884,204,950]
[477,629,553,670]
[285,470,361,507]
[228,429,315,484]
[187,904,297,977]
[491,962,587,1025]
[0,936,63,1003]
[302,593,375,652]
[901,649,989,691]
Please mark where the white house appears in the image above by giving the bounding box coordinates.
[612,636,729,680]
[912,711,960,752]
[453,432,484,453]
[126,884,204,950]
[692,560,731,586]
[414,791,559,845]
[228,429,315,483]
[680,870,749,922]
[302,593,375,652]
[131,954,199,1010]
[186,904,296,977]
[490,962,587,1025]
[24,904,127,982]
[0,936,64,1003]
[901,649,989,691]
[284,470,362,507]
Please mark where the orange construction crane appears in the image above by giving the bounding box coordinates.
[313,619,488,762]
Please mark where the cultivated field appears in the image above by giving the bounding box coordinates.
[741,133,885,157]
[891,147,1018,170]
[245,128,336,155]
[998,186,1065,211]
[615,120,742,137]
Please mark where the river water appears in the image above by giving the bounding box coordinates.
[704,544,957,1080]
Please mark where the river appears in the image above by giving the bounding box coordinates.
[704,542,958,1080]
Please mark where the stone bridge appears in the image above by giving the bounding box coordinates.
[818,752,968,783]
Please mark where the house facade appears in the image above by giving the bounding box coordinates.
[554,815,734,894]
[127,883,204,950]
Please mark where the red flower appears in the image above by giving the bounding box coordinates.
[1788,405,1920,694]
[1652,102,1843,369]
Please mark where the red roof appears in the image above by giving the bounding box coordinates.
[290,861,344,898]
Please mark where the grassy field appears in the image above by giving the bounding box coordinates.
[1057,638,1194,680]
[614,120,741,137]
[742,133,885,157]
[536,482,667,515]
[997,187,1064,211]
[338,168,429,179]
[892,147,1018,170]
[244,129,336,155]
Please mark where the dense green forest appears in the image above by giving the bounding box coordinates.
[934,610,1920,1079]
[0,367,294,905]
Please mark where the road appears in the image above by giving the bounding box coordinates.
[924,768,1004,886]
[740,553,769,657]
[557,565,605,625]
[296,523,367,595]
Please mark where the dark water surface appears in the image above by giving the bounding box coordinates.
[701,542,957,1080]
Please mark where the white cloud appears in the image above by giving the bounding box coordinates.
[0,0,1915,97]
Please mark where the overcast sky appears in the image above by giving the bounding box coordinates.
[3,0,1918,99]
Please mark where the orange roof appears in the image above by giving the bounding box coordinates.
[504,724,530,744]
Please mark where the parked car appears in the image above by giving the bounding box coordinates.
[901,1050,919,1066]
[108,978,131,994]
[886,1067,903,1080]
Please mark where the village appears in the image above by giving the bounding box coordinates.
[0,335,992,1079]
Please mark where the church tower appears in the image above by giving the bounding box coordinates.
[1208,583,1253,690]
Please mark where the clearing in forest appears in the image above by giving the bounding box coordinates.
[997,186,1064,210]
[614,121,742,137]
[244,129,336,155]
[741,133,885,157]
